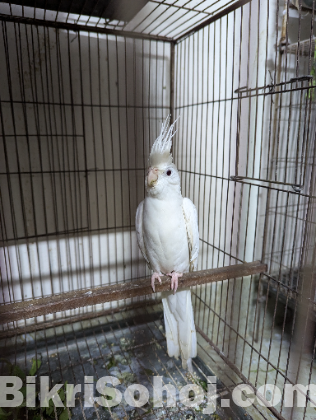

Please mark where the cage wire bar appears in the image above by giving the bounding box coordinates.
[0,1,316,420]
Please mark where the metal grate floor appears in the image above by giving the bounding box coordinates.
[0,306,247,420]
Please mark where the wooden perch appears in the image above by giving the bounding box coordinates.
[0,261,266,324]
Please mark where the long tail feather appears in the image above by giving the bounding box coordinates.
[162,289,197,370]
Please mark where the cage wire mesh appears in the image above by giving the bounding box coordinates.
[0,0,316,419]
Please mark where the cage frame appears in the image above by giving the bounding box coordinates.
[0,1,316,420]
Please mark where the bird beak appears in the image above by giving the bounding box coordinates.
[147,167,159,187]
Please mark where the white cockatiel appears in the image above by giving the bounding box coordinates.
[135,116,199,372]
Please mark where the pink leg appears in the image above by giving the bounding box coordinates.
[167,272,183,294]
[151,272,162,292]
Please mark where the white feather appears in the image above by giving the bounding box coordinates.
[142,194,190,274]
[162,288,197,365]
[135,200,149,265]
[182,198,199,271]
[135,116,199,371]
[149,115,178,167]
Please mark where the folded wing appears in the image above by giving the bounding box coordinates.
[135,200,150,266]
[182,197,199,271]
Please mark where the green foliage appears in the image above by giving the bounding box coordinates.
[0,358,71,420]
[143,368,155,376]
[59,409,70,420]
[0,408,12,419]
[11,365,26,381]
[198,380,208,392]
[29,359,42,376]
[105,356,118,370]
[40,381,70,419]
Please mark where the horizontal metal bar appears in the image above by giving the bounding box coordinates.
[0,300,160,339]
[0,168,146,175]
[0,13,174,43]
[0,261,266,324]
[196,326,288,420]
[199,237,244,263]
[282,38,316,56]
[0,100,170,108]
[0,134,85,137]
[193,292,295,383]
[230,175,304,191]
[234,75,312,94]
[178,169,316,199]
[175,84,316,108]
[0,224,135,244]
[260,276,316,323]
[175,0,252,43]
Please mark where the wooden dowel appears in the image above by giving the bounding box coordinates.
[0,261,266,324]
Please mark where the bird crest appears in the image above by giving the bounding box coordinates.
[149,115,178,167]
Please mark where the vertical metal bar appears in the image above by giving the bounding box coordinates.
[170,41,175,122]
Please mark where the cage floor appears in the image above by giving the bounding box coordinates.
[0,306,247,420]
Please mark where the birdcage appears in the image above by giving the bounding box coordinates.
[0,1,316,419]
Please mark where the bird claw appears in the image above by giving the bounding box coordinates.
[151,272,162,292]
[167,272,183,294]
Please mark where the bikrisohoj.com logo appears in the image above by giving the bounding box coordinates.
[0,375,315,413]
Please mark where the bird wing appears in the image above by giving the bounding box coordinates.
[182,197,199,271]
[135,200,150,266]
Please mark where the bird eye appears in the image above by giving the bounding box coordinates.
[166,170,172,176]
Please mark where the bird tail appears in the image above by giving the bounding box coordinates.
[162,289,197,371]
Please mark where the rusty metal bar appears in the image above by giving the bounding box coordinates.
[0,300,161,339]
[170,41,175,122]
[175,0,252,44]
[0,13,174,43]
[0,260,266,324]
[196,325,288,420]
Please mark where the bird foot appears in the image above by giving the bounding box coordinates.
[167,272,183,294]
[151,272,162,292]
